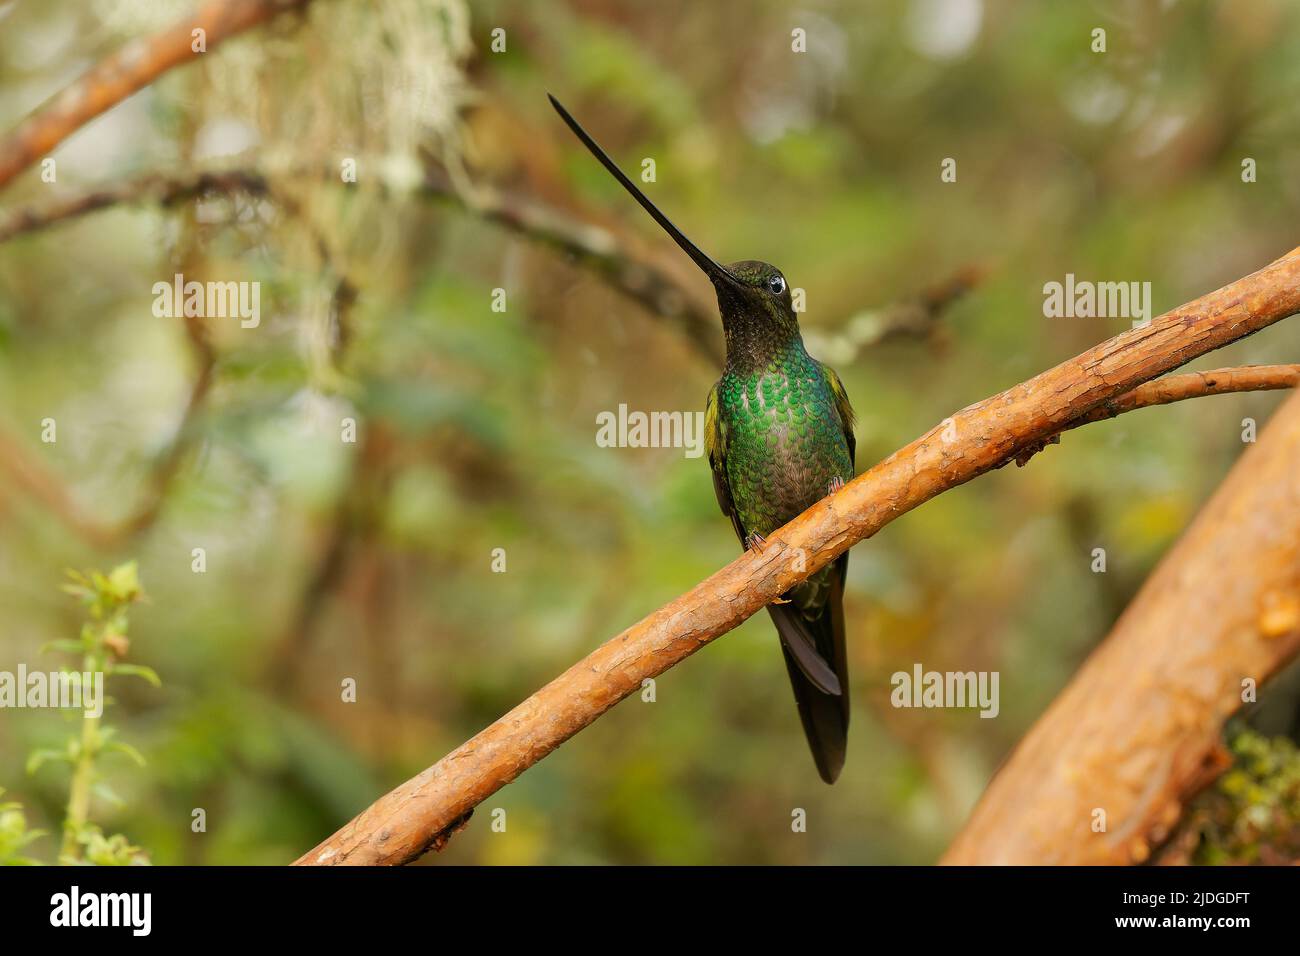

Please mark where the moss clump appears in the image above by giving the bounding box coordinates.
[1185,730,1300,865]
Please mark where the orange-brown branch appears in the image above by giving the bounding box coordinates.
[295,247,1300,866]
[0,0,316,192]
[1007,364,1300,466]
[1071,364,1300,425]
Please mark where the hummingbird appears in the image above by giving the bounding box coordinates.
[550,95,856,783]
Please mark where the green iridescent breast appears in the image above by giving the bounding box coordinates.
[717,348,853,539]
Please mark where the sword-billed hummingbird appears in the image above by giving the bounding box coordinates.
[550,95,856,783]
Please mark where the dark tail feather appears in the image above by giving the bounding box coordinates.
[768,601,841,696]
[770,555,850,784]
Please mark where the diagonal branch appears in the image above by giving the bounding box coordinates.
[295,246,1300,865]
[942,388,1300,865]
[0,0,317,192]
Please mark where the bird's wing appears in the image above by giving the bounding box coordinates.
[705,381,747,546]
[706,381,842,697]
[820,362,856,466]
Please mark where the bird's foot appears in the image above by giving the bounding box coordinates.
[746,533,791,603]
[826,476,846,496]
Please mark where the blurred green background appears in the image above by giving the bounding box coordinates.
[1,0,1299,864]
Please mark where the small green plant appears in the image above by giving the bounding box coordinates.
[0,788,45,865]
[1189,729,1300,864]
[15,561,159,865]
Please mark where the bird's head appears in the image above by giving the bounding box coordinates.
[549,95,801,359]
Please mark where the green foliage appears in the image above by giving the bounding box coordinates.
[68,826,150,867]
[12,562,158,865]
[0,789,45,866]
[1190,730,1300,865]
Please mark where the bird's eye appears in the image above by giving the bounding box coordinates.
[767,274,786,295]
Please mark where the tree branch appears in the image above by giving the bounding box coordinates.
[0,171,274,242]
[0,170,367,549]
[942,388,1300,865]
[295,246,1300,865]
[1009,364,1300,466]
[0,166,978,363]
[1071,363,1300,424]
[0,0,316,193]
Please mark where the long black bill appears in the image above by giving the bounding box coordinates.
[549,94,736,286]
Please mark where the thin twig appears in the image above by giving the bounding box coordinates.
[1074,364,1300,423]
[1010,364,1300,466]
[0,172,273,240]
